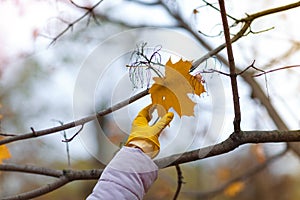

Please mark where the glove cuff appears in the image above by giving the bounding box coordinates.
[126,139,160,158]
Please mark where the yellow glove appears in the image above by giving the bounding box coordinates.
[125,104,174,158]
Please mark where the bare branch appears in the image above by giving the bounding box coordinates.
[190,20,250,72]
[0,164,103,200]
[0,163,63,177]
[173,164,184,200]
[2,130,299,177]
[1,130,299,199]
[239,1,300,22]
[0,133,17,137]
[0,164,102,179]
[248,26,275,35]
[253,64,300,77]
[49,0,104,46]
[237,60,259,75]
[0,89,149,146]
[158,0,300,159]
[52,120,72,167]
[62,124,84,142]
[195,0,238,21]
[191,1,300,71]
[155,130,300,168]
[150,0,300,75]
[201,69,230,76]
[218,0,241,133]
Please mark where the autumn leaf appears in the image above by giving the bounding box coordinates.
[223,181,245,197]
[149,58,205,117]
[0,137,11,164]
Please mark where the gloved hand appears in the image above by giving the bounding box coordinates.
[125,104,174,158]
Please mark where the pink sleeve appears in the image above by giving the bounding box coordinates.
[86,146,158,200]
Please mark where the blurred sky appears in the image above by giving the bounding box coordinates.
[0,1,52,59]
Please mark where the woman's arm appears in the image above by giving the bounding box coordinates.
[86,147,158,200]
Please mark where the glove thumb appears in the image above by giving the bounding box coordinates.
[154,112,174,132]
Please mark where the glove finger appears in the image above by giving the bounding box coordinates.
[132,104,153,126]
[138,104,153,119]
[153,112,174,132]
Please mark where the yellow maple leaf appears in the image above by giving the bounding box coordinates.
[0,137,11,164]
[224,181,245,197]
[149,58,205,117]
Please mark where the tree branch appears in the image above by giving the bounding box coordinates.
[49,0,104,46]
[173,164,184,200]
[190,0,300,71]
[218,0,241,133]
[0,163,63,177]
[252,64,300,77]
[3,131,299,176]
[0,163,103,180]
[6,0,295,148]
[0,89,149,146]
[159,0,300,158]
[240,0,300,22]
[154,130,300,168]
[1,130,299,199]
[0,165,103,200]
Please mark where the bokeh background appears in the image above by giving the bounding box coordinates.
[1,0,300,199]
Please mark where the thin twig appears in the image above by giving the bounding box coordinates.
[239,1,300,22]
[173,164,184,200]
[190,1,300,72]
[30,127,37,136]
[200,0,238,21]
[253,64,300,77]
[49,0,103,46]
[248,26,275,35]
[0,133,17,137]
[237,60,259,75]
[62,124,84,142]
[52,120,72,167]
[201,69,230,76]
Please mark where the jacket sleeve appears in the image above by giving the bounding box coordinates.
[86,146,158,200]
